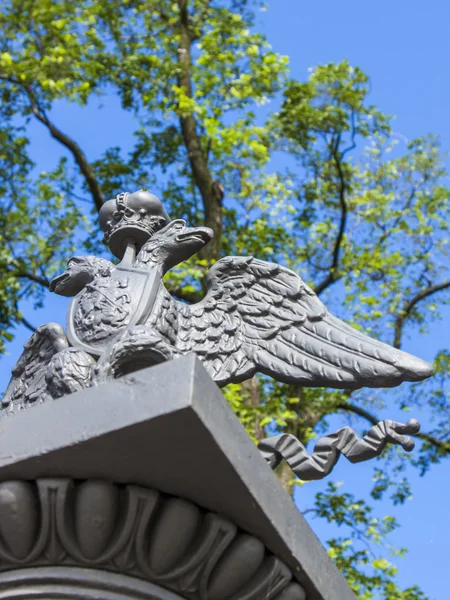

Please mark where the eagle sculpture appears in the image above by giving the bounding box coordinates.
[2,190,433,481]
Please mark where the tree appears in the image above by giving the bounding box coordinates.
[0,1,448,598]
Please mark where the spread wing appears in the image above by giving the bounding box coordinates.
[1,323,69,411]
[176,257,433,389]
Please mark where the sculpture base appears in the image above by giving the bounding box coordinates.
[0,354,356,600]
[0,568,185,600]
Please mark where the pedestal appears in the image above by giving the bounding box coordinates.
[0,354,356,600]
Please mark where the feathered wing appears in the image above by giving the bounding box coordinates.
[176,257,433,389]
[1,323,69,410]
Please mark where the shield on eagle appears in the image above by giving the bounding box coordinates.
[66,263,160,356]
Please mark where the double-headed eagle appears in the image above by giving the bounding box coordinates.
[2,190,433,480]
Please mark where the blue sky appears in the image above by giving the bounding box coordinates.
[0,1,449,598]
[260,2,450,598]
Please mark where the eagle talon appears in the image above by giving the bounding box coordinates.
[100,328,178,381]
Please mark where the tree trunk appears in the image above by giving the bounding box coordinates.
[177,0,222,260]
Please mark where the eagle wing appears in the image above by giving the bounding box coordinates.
[1,323,69,411]
[176,256,433,389]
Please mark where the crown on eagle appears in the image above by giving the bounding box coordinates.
[99,190,171,259]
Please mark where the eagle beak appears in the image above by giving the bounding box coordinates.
[49,258,86,297]
[49,271,71,294]
[177,226,214,245]
[195,226,214,244]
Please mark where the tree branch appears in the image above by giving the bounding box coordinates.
[337,401,450,453]
[0,75,104,212]
[377,175,429,247]
[176,0,222,260]
[393,281,450,348]
[5,256,50,288]
[15,270,50,288]
[340,109,357,158]
[313,144,348,296]
[29,105,105,213]
[190,0,212,40]
[20,316,37,333]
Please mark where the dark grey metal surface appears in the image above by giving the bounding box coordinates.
[0,355,357,600]
[0,568,185,600]
[0,479,304,600]
[259,418,421,480]
[2,190,433,413]
[99,189,171,259]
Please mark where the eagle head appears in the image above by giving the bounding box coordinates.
[135,219,214,272]
[50,256,113,297]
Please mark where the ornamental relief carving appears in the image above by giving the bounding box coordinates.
[0,566,187,600]
[0,479,306,600]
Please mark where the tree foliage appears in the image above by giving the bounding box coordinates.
[0,1,448,597]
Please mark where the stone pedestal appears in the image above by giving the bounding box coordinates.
[0,354,356,600]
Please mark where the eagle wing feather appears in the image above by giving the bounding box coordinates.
[176,256,433,388]
[2,323,69,410]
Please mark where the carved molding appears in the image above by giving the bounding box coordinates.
[0,567,185,599]
[0,479,306,600]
